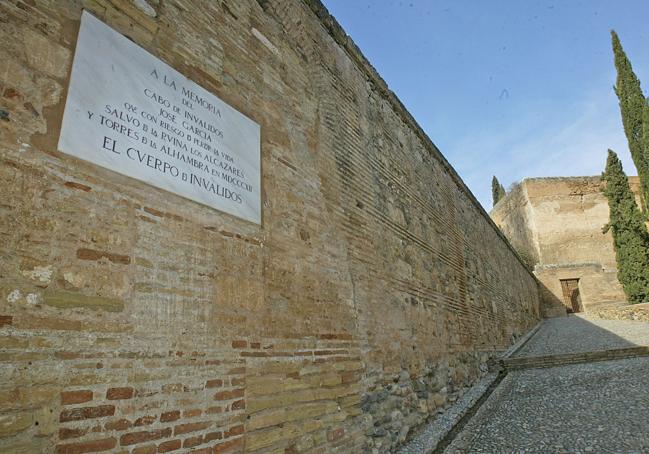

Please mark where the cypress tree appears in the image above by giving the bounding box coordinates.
[643,102,649,181]
[491,176,506,206]
[611,30,649,211]
[602,149,649,304]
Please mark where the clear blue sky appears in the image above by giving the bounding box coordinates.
[322,0,649,209]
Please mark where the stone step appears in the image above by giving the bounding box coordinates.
[502,345,649,371]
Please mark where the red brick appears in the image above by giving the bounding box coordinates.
[230,399,245,410]
[104,418,132,431]
[213,438,244,453]
[341,371,359,384]
[205,379,223,388]
[250,342,261,349]
[314,350,344,356]
[183,408,202,418]
[158,439,182,452]
[3,87,21,98]
[55,437,116,454]
[174,421,211,435]
[119,428,172,446]
[227,367,245,375]
[134,415,156,426]
[213,389,244,401]
[77,248,131,265]
[59,428,88,440]
[143,206,164,217]
[319,333,353,340]
[230,377,245,386]
[160,410,180,422]
[64,181,92,192]
[224,424,244,438]
[60,405,115,422]
[231,340,247,349]
[327,427,345,442]
[61,390,93,405]
[0,315,13,327]
[132,445,156,454]
[206,406,223,414]
[106,387,134,400]
[183,435,203,448]
[204,431,223,442]
[190,449,212,454]
[137,214,157,224]
[239,351,268,357]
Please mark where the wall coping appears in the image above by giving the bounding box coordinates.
[535,262,604,271]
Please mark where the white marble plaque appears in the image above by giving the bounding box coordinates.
[59,11,261,224]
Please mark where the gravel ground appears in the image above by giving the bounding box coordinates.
[513,314,649,358]
[398,373,500,454]
[445,357,649,453]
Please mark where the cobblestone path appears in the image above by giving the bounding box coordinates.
[513,314,649,358]
[444,315,649,453]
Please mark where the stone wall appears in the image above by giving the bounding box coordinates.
[491,182,538,269]
[589,302,649,322]
[0,1,540,453]
[492,176,642,314]
[535,265,624,312]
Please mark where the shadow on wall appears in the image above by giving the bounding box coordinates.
[537,277,630,318]
[537,280,569,318]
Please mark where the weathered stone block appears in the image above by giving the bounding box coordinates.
[0,412,32,437]
[23,29,71,79]
[43,290,124,312]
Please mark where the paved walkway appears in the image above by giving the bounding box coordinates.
[446,357,649,453]
[513,314,649,358]
[444,315,649,453]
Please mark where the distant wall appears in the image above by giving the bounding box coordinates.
[524,177,619,268]
[535,265,625,312]
[492,176,642,314]
[0,1,540,453]
[590,302,649,322]
[491,182,539,270]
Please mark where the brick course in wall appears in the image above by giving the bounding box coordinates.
[0,0,540,452]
